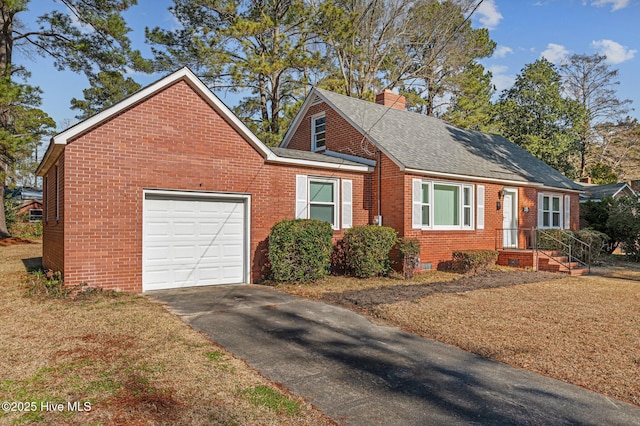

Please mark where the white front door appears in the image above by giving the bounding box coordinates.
[502,191,517,248]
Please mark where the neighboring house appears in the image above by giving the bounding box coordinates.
[36,68,583,293]
[580,182,637,202]
[5,187,43,222]
[36,68,372,292]
[17,200,44,222]
[281,88,584,270]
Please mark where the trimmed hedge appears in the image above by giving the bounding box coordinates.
[343,225,397,278]
[452,250,499,274]
[268,219,333,282]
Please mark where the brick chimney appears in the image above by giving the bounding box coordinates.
[375,90,406,110]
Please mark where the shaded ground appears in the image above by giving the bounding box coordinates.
[322,269,564,308]
[1,240,334,425]
[280,269,640,407]
[0,236,35,247]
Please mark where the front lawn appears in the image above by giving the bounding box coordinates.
[278,270,640,407]
[0,239,333,425]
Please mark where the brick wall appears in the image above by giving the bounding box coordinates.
[44,80,371,292]
[287,101,377,160]
[285,98,583,271]
[42,154,64,273]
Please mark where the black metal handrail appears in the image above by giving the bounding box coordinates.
[535,229,591,273]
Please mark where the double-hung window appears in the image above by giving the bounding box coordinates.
[309,179,336,225]
[539,193,568,229]
[311,113,326,151]
[413,179,474,230]
[296,175,352,230]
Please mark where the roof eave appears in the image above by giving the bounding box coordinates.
[266,156,373,172]
[403,168,541,187]
[35,67,277,175]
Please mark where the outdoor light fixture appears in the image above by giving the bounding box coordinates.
[523,206,530,213]
[498,188,505,199]
[496,201,502,210]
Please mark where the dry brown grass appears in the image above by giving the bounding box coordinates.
[283,271,640,407]
[0,239,334,425]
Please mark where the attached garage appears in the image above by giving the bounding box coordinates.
[36,67,371,292]
[142,190,250,291]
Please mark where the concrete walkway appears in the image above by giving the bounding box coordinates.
[148,284,640,425]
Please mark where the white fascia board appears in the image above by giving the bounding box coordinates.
[36,67,276,176]
[35,138,61,176]
[538,185,584,194]
[324,150,376,166]
[613,183,635,197]
[266,156,372,172]
[404,168,543,187]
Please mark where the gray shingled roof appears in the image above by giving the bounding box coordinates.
[314,88,583,191]
[269,147,365,166]
[584,182,634,200]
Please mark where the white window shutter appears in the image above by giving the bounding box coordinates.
[412,179,422,229]
[295,175,308,219]
[341,180,353,228]
[537,193,544,228]
[564,194,571,229]
[477,185,485,230]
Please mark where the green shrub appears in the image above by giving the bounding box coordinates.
[9,220,42,238]
[343,225,397,278]
[452,250,498,274]
[26,269,70,298]
[397,237,420,279]
[268,219,333,282]
[537,229,567,251]
[538,229,610,264]
[3,198,20,230]
[574,228,610,264]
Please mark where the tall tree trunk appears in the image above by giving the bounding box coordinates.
[1,3,13,77]
[0,5,12,237]
[0,161,10,238]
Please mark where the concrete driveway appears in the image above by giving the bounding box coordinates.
[148,284,640,425]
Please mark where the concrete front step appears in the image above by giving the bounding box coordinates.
[538,257,588,275]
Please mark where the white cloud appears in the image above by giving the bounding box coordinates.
[540,43,569,64]
[592,39,637,63]
[590,0,630,11]
[488,65,514,94]
[475,0,503,29]
[493,46,513,58]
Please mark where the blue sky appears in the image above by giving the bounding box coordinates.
[13,0,640,131]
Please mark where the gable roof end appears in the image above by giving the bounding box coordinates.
[36,67,277,176]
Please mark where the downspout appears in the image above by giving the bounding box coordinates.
[377,149,382,225]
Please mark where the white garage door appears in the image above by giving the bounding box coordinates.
[143,192,247,291]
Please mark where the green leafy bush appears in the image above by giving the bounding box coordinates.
[573,228,610,264]
[343,225,397,278]
[452,250,499,274]
[3,198,20,230]
[606,195,640,261]
[268,219,333,282]
[397,237,420,279]
[538,228,611,264]
[26,269,69,298]
[9,221,42,238]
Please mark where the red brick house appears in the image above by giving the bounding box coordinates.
[36,68,372,292]
[281,88,584,271]
[37,68,583,292]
